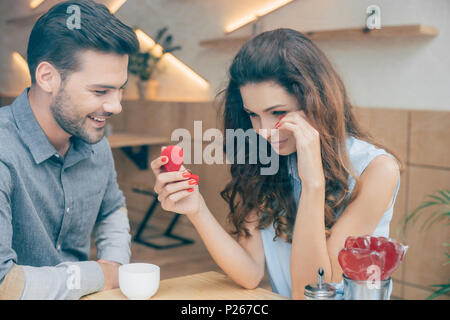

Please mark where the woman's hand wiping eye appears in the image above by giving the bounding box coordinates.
[275,111,325,187]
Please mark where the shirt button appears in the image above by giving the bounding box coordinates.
[66,208,70,213]
[57,244,62,251]
[55,154,60,158]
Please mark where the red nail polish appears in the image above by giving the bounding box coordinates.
[189,173,199,184]
[182,172,191,178]
[161,156,168,162]
[274,115,285,128]
[188,188,194,192]
[188,179,197,185]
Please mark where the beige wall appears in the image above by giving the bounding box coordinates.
[353,107,450,300]
[1,0,449,110]
[117,0,449,110]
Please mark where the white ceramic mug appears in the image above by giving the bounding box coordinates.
[119,263,160,300]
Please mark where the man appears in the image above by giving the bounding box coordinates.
[0,0,139,299]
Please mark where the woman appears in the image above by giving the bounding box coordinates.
[150,28,401,299]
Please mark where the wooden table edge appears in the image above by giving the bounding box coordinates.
[81,271,287,300]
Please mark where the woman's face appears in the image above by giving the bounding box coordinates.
[240,81,298,155]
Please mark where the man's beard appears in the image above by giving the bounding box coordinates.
[50,86,104,144]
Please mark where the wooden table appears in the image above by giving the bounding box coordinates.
[82,271,287,300]
[107,133,172,170]
[107,133,171,149]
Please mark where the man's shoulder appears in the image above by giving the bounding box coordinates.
[0,105,15,128]
[0,106,21,159]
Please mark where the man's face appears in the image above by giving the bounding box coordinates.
[50,50,128,144]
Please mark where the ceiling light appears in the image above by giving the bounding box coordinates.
[225,0,294,34]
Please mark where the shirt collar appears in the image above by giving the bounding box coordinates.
[11,88,93,165]
[64,135,94,168]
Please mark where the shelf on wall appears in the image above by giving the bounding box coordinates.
[6,11,45,26]
[122,98,214,103]
[200,24,439,47]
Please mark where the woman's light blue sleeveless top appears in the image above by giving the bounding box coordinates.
[260,136,401,299]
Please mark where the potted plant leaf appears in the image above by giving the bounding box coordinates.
[127,26,182,100]
[402,189,450,299]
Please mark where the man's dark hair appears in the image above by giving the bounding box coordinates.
[27,0,139,84]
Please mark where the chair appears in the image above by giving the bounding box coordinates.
[132,186,195,249]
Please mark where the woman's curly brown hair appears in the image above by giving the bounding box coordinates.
[218,29,401,242]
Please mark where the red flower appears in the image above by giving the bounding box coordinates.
[339,236,407,281]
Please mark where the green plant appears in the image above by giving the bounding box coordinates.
[402,189,450,300]
[128,26,182,81]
